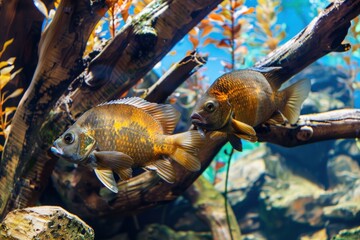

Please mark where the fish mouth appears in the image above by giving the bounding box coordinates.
[50,144,64,157]
[190,113,206,126]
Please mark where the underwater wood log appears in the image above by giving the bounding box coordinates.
[84,0,360,215]
[185,176,242,240]
[4,0,224,216]
[1,0,360,229]
[145,50,208,103]
[256,109,360,147]
[0,0,51,97]
[47,0,359,219]
[0,206,94,239]
[253,0,360,89]
[0,0,109,219]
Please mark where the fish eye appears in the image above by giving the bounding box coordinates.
[204,101,216,112]
[64,132,75,144]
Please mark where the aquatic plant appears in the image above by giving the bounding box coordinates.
[0,39,23,152]
[253,0,286,53]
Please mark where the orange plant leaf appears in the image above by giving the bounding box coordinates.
[201,25,214,38]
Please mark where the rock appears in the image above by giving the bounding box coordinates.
[324,201,360,222]
[327,155,360,189]
[332,226,360,240]
[215,145,267,212]
[258,163,327,239]
[300,228,328,240]
[0,206,94,240]
[136,224,212,240]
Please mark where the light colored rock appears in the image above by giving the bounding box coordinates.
[0,206,94,240]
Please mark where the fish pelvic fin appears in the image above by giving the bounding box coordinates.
[167,130,204,171]
[99,97,180,134]
[231,118,257,142]
[145,158,175,183]
[94,168,118,193]
[277,78,311,124]
[228,134,243,151]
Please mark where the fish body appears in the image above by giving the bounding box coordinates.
[191,69,311,150]
[51,97,203,193]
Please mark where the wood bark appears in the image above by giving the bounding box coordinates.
[0,0,224,219]
[185,176,242,240]
[0,0,110,218]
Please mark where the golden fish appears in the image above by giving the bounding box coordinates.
[191,69,311,150]
[51,97,203,193]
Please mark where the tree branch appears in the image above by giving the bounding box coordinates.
[47,0,360,222]
[5,0,222,216]
[256,109,360,147]
[145,50,207,103]
[0,0,109,219]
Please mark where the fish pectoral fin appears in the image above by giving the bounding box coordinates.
[228,134,243,151]
[266,111,286,125]
[231,118,257,140]
[94,151,134,169]
[94,168,118,193]
[145,159,175,183]
[116,168,132,180]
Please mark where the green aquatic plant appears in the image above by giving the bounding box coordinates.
[0,39,23,152]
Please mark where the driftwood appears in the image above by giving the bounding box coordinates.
[0,0,223,218]
[0,1,359,238]
[51,0,360,217]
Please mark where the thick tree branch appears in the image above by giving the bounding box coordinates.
[254,0,360,89]
[145,50,207,103]
[48,0,360,222]
[0,0,109,218]
[256,109,360,147]
[9,0,222,215]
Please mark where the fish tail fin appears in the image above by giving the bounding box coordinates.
[277,78,311,124]
[167,131,204,171]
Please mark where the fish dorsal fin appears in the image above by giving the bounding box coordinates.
[266,110,286,125]
[145,159,175,183]
[228,134,243,151]
[249,66,283,90]
[278,78,311,124]
[100,97,180,134]
[94,168,118,193]
[231,118,256,137]
[94,151,134,170]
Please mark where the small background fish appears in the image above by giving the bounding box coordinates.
[191,69,311,150]
[51,97,204,193]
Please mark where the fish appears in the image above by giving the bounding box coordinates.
[51,97,204,193]
[190,69,311,151]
